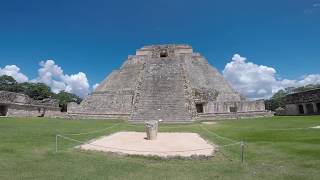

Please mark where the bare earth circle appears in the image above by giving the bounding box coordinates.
[78,132,215,157]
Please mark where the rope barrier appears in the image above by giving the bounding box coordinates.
[200,125,237,143]
[55,122,245,162]
[218,141,242,147]
[263,127,312,131]
[58,123,120,136]
[56,133,242,154]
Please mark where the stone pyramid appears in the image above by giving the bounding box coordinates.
[68,44,268,122]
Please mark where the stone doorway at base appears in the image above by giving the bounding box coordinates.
[0,105,8,116]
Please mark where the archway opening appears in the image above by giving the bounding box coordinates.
[298,104,304,114]
[160,51,168,58]
[0,105,8,116]
[196,103,204,113]
[306,103,314,114]
[229,107,237,113]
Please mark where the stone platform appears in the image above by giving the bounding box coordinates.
[78,132,215,157]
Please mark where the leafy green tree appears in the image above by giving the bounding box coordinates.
[0,75,24,92]
[54,91,82,112]
[19,82,53,100]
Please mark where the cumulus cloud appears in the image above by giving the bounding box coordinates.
[0,65,29,83]
[93,83,99,90]
[34,60,90,97]
[0,60,94,97]
[223,54,320,99]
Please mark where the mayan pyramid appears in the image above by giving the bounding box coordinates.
[68,44,268,122]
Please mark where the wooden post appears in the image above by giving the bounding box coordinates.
[241,141,244,163]
[55,134,58,152]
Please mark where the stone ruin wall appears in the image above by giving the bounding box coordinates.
[0,91,63,118]
[285,89,320,115]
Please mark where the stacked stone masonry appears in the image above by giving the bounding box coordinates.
[68,44,271,122]
[285,89,320,115]
[0,91,63,118]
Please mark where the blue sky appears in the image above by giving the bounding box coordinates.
[0,0,319,98]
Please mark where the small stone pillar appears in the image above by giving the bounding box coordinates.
[145,120,158,140]
[302,104,308,114]
[312,103,318,113]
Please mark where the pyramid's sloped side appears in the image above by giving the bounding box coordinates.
[95,57,145,92]
[68,57,145,116]
[184,55,241,102]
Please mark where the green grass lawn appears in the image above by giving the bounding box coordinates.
[0,116,320,180]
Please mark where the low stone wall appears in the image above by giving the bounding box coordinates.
[67,112,129,120]
[204,100,265,114]
[197,110,273,121]
[3,104,64,118]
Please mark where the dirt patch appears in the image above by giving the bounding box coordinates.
[311,125,320,129]
[201,121,217,125]
[78,132,215,157]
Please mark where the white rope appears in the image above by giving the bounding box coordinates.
[200,125,237,143]
[263,127,311,131]
[59,123,120,136]
[218,141,242,147]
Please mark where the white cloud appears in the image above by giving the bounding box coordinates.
[63,72,90,97]
[0,60,94,97]
[34,60,90,97]
[93,83,99,90]
[223,54,320,99]
[0,65,29,83]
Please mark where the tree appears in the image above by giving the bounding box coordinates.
[0,75,24,92]
[55,91,82,112]
[0,75,16,91]
[19,82,53,100]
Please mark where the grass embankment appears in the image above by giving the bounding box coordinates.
[0,116,320,179]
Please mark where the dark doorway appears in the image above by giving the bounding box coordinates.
[298,104,304,114]
[0,105,8,116]
[317,103,320,113]
[229,107,237,113]
[196,103,204,113]
[160,51,168,58]
[306,103,314,114]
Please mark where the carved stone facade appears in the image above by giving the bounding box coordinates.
[68,44,271,122]
[0,91,62,117]
[285,89,320,115]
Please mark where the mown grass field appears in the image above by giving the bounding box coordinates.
[0,116,320,180]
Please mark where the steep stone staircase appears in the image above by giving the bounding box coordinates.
[130,58,192,122]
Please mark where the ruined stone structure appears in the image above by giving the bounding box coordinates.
[68,44,270,122]
[0,91,62,117]
[285,89,320,115]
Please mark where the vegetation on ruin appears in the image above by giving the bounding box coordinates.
[265,84,320,111]
[0,116,320,179]
[0,75,82,108]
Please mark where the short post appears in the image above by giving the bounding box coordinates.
[145,120,158,140]
[241,141,244,163]
[55,134,58,152]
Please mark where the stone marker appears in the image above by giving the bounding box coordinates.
[145,120,158,140]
